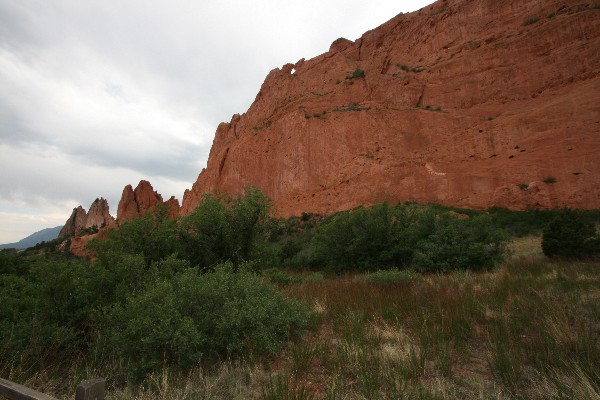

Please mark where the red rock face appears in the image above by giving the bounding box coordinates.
[69,233,99,258]
[181,0,600,216]
[115,180,182,222]
[85,198,115,229]
[117,180,166,222]
[58,206,87,239]
[116,184,138,222]
[164,196,181,219]
[59,199,115,240]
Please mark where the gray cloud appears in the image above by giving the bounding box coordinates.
[0,0,433,242]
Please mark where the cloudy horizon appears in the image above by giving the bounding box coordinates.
[0,0,434,243]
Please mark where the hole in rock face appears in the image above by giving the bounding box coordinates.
[290,68,296,75]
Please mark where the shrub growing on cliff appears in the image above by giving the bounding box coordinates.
[523,16,539,26]
[541,209,599,258]
[346,68,365,79]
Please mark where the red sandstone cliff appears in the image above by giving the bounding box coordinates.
[181,0,600,216]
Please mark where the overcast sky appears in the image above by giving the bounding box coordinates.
[0,0,434,243]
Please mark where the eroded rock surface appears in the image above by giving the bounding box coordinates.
[181,0,600,216]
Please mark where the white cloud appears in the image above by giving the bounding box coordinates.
[0,0,434,243]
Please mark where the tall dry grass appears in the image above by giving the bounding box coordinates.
[8,240,600,399]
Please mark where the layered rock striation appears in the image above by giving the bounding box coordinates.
[181,0,600,216]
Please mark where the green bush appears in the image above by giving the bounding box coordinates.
[412,214,508,272]
[177,188,273,269]
[262,267,300,285]
[310,203,399,272]
[361,269,420,286]
[88,204,180,266]
[523,17,539,26]
[541,209,599,258]
[177,194,234,268]
[0,256,107,370]
[308,204,507,273]
[101,262,309,379]
[484,207,599,237]
[347,68,365,79]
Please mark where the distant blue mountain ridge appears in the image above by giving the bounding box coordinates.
[0,226,62,250]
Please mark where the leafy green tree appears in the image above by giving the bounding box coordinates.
[177,188,273,269]
[178,194,234,269]
[311,203,399,271]
[230,187,273,264]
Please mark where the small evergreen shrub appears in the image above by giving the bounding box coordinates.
[333,103,370,112]
[523,17,539,26]
[303,272,325,283]
[346,68,365,79]
[541,209,599,258]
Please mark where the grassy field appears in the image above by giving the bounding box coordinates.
[6,237,600,399]
[276,260,600,399]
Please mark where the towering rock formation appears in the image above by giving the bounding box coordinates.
[58,198,115,239]
[164,196,181,219]
[116,184,138,222]
[181,0,600,216]
[58,206,88,239]
[85,198,114,230]
[117,180,181,222]
[60,182,179,256]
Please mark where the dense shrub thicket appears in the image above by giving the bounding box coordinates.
[3,188,599,384]
[283,203,508,273]
[0,189,306,382]
[0,256,308,381]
